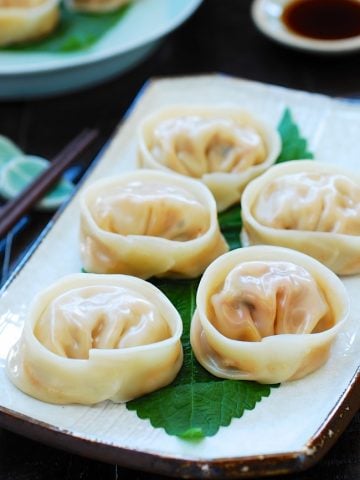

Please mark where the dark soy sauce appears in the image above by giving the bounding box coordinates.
[282,0,360,40]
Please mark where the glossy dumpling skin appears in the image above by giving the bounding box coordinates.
[7,274,183,404]
[0,0,59,46]
[191,246,348,384]
[65,0,132,12]
[80,170,228,278]
[241,160,360,275]
[138,106,281,212]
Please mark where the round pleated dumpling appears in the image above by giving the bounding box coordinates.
[241,160,360,275]
[0,0,59,46]
[138,106,281,212]
[65,0,132,13]
[80,170,228,278]
[191,246,348,384]
[7,274,183,405]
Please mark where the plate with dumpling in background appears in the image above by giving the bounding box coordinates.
[0,74,359,479]
[0,0,203,99]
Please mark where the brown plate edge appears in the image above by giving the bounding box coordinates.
[0,366,359,479]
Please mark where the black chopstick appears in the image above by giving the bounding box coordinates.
[0,128,98,239]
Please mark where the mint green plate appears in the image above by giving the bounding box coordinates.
[0,0,203,99]
[0,135,22,169]
[0,155,74,210]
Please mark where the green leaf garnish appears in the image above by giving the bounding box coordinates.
[2,4,130,53]
[218,205,242,250]
[127,279,277,439]
[218,204,242,230]
[276,108,314,163]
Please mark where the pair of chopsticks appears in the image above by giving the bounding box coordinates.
[0,128,98,239]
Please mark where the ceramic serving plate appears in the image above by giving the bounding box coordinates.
[0,75,359,478]
[0,0,203,100]
[251,0,360,54]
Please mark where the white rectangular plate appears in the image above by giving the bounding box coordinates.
[0,75,359,478]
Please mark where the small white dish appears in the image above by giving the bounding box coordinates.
[251,0,360,54]
[0,0,203,100]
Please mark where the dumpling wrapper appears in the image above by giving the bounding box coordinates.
[80,170,228,278]
[191,246,349,384]
[0,0,59,46]
[241,160,360,275]
[138,106,281,211]
[7,274,183,405]
[65,0,132,12]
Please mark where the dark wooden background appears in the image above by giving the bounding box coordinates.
[0,1,359,479]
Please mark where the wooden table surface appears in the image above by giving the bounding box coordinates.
[0,1,359,479]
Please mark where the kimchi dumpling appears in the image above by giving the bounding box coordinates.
[191,246,348,384]
[65,0,132,13]
[241,160,360,275]
[138,106,281,211]
[80,170,228,278]
[0,0,59,46]
[7,274,183,404]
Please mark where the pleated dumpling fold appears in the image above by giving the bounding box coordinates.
[241,160,360,275]
[0,0,59,46]
[7,274,183,404]
[137,105,281,211]
[80,170,228,278]
[191,246,348,384]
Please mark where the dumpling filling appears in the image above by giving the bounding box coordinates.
[90,181,210,241]
[7,274,183,404]
[35,286,170,359]
[210,261,333,343]
[151,116,267,178]
[80,170,228,278]
[139,107,281,212]
[191,246,348,383]
[253,172,360,235]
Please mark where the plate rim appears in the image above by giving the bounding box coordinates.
[1,75,360,478]
[251,0,360,54]
[0,369,358,478]
[0,0,203,75]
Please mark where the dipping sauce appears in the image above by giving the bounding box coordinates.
[282,0,360,40]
